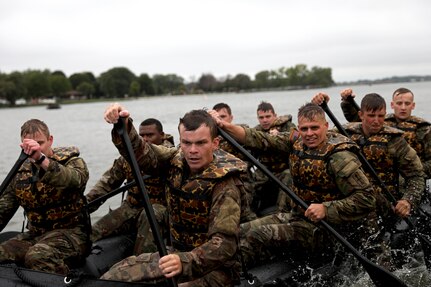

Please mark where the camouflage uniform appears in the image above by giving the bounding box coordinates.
[0,147,90,275]
[86,135,174,254]
[252,115,296,215]
[341,100,431,180]
[239,128,376,268]
[100,119,244,286]
[342,123,425,214]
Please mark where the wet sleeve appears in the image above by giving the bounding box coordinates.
[85,157,129,210]
[340,99,361,122]
[244,127,292,154]
[42,156,89,193]
[322,151,376,224]
[177,177,241,280]
[0,181,20,231]
[390,137,426,209]
[419,125,431,179]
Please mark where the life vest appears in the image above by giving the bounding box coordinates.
[344,122,403,199]
[385,114,431,161]
[119,159,167,207]
[166,150,246,251]
[254,116,296,173]
[14,147,86,233]
[290,132,359,204]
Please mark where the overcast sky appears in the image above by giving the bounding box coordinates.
[1,0,430,83]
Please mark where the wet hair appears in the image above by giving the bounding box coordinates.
[21,119,50,138]
[392,87,414,100]
[361,93,386,112]
[179,110,218,139]
[257,101,275,113]
[297,102,326,122]
[212,102,232,115]
[140,118,163,133]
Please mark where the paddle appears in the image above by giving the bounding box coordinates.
[114,117,177,287]
[217,127,407,287]
[321,101,431,269]
[0,150,28,196]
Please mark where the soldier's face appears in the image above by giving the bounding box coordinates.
[391,92,415,120]
[298,116,328,149]
[179,124,219,175]
[257,110,276,130]
[359,108,386,137]
[216,108,233,123]
[21,131,53,155]
[139,124,164,145]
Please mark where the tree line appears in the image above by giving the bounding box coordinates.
[0,64,334,106]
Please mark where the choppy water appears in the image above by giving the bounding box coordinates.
[1,81,430,286]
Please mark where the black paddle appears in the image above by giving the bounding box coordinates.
[0,150,28,196]
[321,100,431,270]
[217,127,407,287]
[114,117,177,287]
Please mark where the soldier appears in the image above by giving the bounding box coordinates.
[212,103,256,223]
[211,103,376,268]
[101,105,245,286]
[86,118,174,255]
[313,92,426,266]
[339,87,431,180]
[252,101,296,215]
[0,119,90,275]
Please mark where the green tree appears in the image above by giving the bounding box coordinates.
[137,73,155,96]
[98,67,136,98]
[69,72,96,89]
[198,73,218,92]
[306,66,334,87]
[230,73,252,91]
[76,82,95,98]
[23,69,51,100]
[254,70,271,89]
[152,74,185,95]
[49,73,72,98]
[128,80,141,97]
[286,64,309,87]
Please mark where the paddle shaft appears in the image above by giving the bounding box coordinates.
[217,127,407,287]
[114,118,177,287]
[0,150,28,197]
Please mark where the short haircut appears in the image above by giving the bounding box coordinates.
[361,93,386,112]
[297,102,326,122]
[212,102,232,115]
[21,119,50,138]
[179,110,218,139]
[257,101,275,113]
[393,87,414,100]
[140,118,163,133]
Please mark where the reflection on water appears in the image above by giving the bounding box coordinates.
[1,81,431,286]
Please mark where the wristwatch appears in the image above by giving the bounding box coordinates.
[35,153,46,165]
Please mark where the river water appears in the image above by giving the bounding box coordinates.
[1,81,430,285]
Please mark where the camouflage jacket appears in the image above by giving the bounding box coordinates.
[111,119,243,281]
[253,115,297,173]
[86,135,174,211]
[341,100,431,179]
[243,127,376,225]
[342,123,426,209]
[0,147,89,234]
[385,114,431,179]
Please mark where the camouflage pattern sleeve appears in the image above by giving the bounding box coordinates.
[85,156,129,208]
[418,125,431,179]
[0,180,20,231]
[41,156,89,192]
[244,127,292,154]
[389,136,426,209]
[177,176,241,280]
[111,118,177,176]
[322,151,376,224]
[340,99,361,122]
